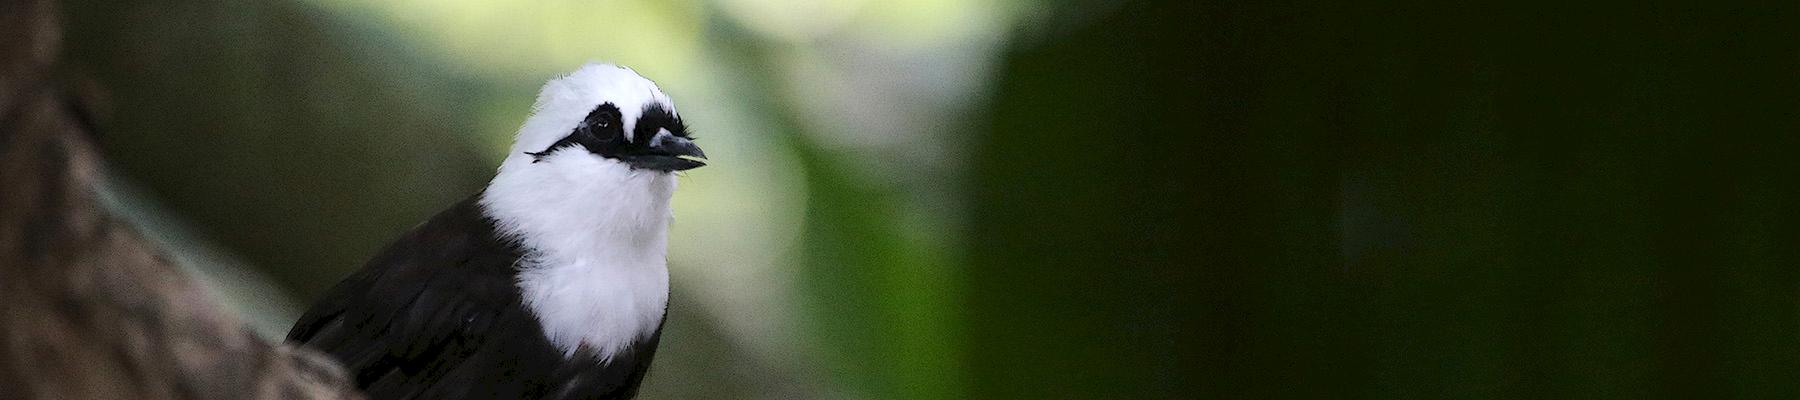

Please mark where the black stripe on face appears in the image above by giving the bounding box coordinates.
[526,103,625,163]
[633,103,689,142]
[526,102,695,170]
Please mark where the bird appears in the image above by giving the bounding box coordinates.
[286,63,705,400]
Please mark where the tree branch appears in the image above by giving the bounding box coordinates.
[0,0,361,398]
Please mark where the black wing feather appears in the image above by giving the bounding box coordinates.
[287,196,662,400]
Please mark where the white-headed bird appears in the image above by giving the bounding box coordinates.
[288,64,704,400]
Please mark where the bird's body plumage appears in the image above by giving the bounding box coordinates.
[286,197,662,399]
[287,64,701,400]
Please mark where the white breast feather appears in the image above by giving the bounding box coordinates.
[478,63,679,362]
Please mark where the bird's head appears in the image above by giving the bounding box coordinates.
[482,63,695,266]
[504,63,704,173]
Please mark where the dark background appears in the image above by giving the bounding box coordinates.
[972,3,1800,398]
[57,0,1800,398]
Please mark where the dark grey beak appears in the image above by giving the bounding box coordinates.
[657,135,706,160]
[624,130,706,171]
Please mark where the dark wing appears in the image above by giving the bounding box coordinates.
[290,195,668,400]
[286,196,564,399]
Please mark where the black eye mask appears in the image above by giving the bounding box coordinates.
[527,102,705,171]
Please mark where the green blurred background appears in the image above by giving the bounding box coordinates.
[59,0,1800,398]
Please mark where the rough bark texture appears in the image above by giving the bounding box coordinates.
[0,0,361,398]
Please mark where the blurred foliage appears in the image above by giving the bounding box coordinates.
[63,0,499,297]
[974,1,1800,399]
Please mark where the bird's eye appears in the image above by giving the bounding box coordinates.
[586,114,615,130]
[577,103,625,141]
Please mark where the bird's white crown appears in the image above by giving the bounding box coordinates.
[506,63,678,162]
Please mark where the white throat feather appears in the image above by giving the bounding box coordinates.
[478,63,678,362]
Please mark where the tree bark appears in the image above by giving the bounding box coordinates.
[0,0,361,398]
